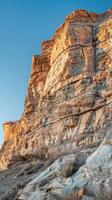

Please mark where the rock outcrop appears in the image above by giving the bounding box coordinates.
[0,9,112,200]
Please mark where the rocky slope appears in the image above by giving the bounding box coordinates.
[0,9,112,200]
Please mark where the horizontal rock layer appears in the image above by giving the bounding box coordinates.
[0,9,112,169]
[0,8,112,200]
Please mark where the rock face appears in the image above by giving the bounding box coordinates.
[0,9,112,200]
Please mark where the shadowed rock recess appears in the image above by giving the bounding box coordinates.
[0,9,112,200]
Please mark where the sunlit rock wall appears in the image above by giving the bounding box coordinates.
[0,9,112,169]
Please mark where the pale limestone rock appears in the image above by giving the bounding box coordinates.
[18,139,112,200]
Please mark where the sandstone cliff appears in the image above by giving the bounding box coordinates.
[0,9,112,200]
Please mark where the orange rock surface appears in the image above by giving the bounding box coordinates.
[0,9,112,169]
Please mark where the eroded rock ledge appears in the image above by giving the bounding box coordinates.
[0,9,112,200]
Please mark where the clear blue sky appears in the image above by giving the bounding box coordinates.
[0,0,112,144]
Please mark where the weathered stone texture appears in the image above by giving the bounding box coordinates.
[0,9,112,170]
